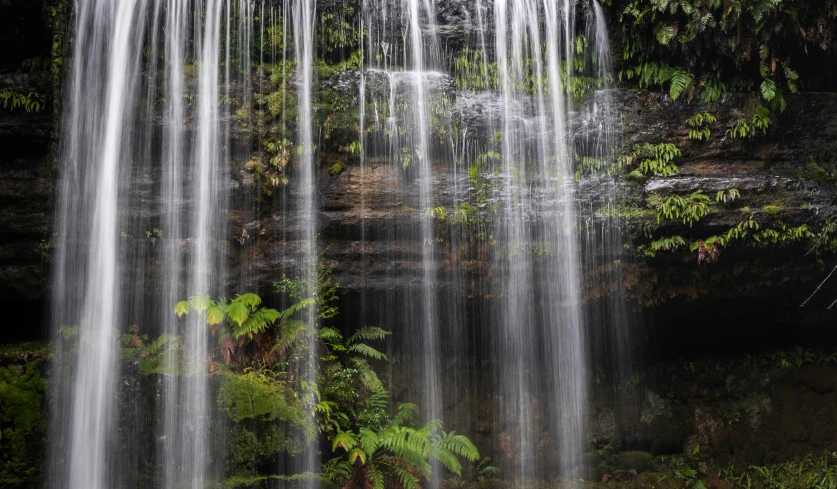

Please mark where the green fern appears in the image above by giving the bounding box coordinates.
[322,388,479,489]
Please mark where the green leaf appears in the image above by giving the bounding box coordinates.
[225,301,249,326]
[332,431,358,452]
[349,343,388,360]
[348,448,367,464]
[187,295,213,313]
[349,326,390,344]
[669,69,693,101]
[234,292,262,308]
[205,304,225,326]
[174,301,189,318]
[760,79,776,101]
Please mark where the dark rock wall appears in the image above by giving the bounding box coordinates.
[0,0,58,341]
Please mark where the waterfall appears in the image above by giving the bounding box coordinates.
[50,1,245,487]
[47,0,624,486]
[291,0,320,480]
[49,1,148,487]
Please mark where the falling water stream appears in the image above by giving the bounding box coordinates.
[48,0,629,487]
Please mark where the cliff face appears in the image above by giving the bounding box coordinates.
[3,87,837,346]
[0,73,53,337]
[225,88,837,352]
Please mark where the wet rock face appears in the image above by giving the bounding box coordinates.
[7,87,837,340]
[0,73,54,338]
[232,90,837,307]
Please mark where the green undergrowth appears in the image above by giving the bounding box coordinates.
[678,347,837,379]
[721,452,837,489]
[0,343,48,488]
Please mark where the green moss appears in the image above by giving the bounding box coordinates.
[217,372,306,424]
[219,372,316,478]
[328,160,346,176]
[762,205,782,215]
[794,157,837,183]
[0,354,47,488]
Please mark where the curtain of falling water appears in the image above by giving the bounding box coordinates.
[159,1,188,487]
[50,1,242,487]
[47,0,627,486]
[49,1,149,487]
[491,0,588,479]
[405,0,442,446]
[579,0,643,402]
[292,0,319,481]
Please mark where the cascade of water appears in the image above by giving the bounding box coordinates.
[404,0,442,437]
[47,0,625,486]
[49,1,149,487]
[159,1,188,487]
[580,0,641,389]
[490,0,589,479]
[292,0,319,481]
[51,0,237,487]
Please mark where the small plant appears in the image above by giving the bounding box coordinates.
[669,445,708,489]
[644,235,686,257]
[322,390,480,489]
[715,188,740,204]
[145,228,162,245]
[721,452,837,488]
[726,106,772,139]
[620,143,681,177]
[656,192,710,226]
[424,206,447,221]
[686,112,717,141]
[0,89,43,112]
[762,205,781,216]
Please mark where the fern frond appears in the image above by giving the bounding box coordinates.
[359,427,382,455]
[367,463,385,489]
[392,403,419,426]
[669,69,693,101]
[234,292,262,307]
[205,304,225,326]
[280,297,317,319]
[348,448,367,464]
[332,431,358,452]
[318,326,343,343]
[349,326,390,344]
[349,343,388,361]
[174,301,189,318]
[225,301,249,326]
[435,431,480,462]
[391,464,420,489]
[188,294,213,313]
[350,357,384,391]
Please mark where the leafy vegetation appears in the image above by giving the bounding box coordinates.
[0,347,47,488]
[655,192,710,226]
[726,105,772,138]
[0,89,43,113]
[721,452,837,488]
[612,0,836,109]
[171,264,481,486]
[686,112,716,141]
[619,142,681,177]
[322,390,479,489]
